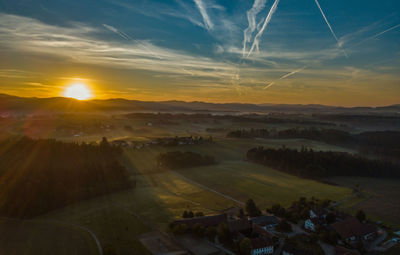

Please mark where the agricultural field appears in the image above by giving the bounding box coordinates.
[328,177,400,227]
[35,137,355,254]
[0,218,99,255]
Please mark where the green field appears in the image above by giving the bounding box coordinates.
[35,137,355,254]
[0,218,99,255]
[329,177,400,227]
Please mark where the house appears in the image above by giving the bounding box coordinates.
[252,224,273,239]
[173,214,227,229]
[221,206,242,219]
[309,208,328,219]
[111,140,129,147]
[304,218,321,232]
[335,245,361,255]
[331,217,377,244]
[281,244,308,255]
[227,219,252,234]
[250,216,280,230]
[250,237,274,255]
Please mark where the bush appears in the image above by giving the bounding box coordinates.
[206,227,217,242]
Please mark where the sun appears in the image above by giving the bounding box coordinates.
[64,83,92,100]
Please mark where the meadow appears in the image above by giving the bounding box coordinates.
[0,218,99,255]
[34,137,355,254]
[329,177,400,227]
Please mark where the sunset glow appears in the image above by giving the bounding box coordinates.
[64,84,92,100]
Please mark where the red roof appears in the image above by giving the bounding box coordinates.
[251,237,273,249]
[252,224,273,238]
[227,219,252,232]
[335,245,361,255]
[173,214,227,228]
[331,217,376,240]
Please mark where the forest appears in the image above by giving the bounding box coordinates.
[246,146,400,179]
[228,128,400,161]
[156,151,216,169]
[0,137,132,218]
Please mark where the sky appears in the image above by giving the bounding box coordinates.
[0,0,399,106]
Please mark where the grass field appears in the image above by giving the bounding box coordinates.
[35,137,355,254]
[0,218,99,255]
[329,177,400,227]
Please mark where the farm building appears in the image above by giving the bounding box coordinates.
[331,217,377,244]
[172,214,227,229]
[250,216,279,230]
[250,237,274,255]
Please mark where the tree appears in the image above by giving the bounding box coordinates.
[276,220,292,233]
[182,210,189,218]
[269,203,282,215]
[206,227,217,242]
[217,222,230,243]
[239,238,252,255]
[188,211,194,218]
[245,199,260,217]
[195,212,204,217]
[173,224,188,235]
[238,208,245,219]
[326,212,336,224]
[356,210,366,222]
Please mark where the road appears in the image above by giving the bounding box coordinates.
[367,228,388,252]
[172,171,245,206]
[319,241,335,255]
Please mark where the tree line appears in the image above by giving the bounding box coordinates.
[228,128,400,162]
[0,137,133,218]
[246,146,400,179]
[156,151,216,169]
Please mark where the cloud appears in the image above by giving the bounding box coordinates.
[193,0,214,30]
[103,24,131,40]
[247,0,280,58]
[0,14,238,83]
[242,0,268,57]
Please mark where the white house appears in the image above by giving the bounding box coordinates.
[304,218,319,232]
[250,237,274,255]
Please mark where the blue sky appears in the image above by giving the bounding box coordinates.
[0,0,399,105]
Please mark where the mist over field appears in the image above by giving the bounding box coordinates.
[0,0,399,254]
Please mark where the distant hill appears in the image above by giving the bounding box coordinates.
[0,93,399,115]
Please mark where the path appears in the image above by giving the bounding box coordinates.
[172,171,245,206]
[1,217,103,255]
[40,219,103,255]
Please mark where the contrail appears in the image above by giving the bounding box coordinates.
[242,0,268,57]
[103,24,163,60]
[264,66,306,89]
[247,0,280,58]
[370,23,400,39]
[193,0,214,30]
[103,24,131,40]
[314,0,348,58]
[350,23,400,48]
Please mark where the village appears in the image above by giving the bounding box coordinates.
[111,136,214,149]
[139,197,399,255]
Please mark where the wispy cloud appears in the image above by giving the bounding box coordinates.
[0,14,238,83]
[242,0,268,57]
[193,0,214,30]
[247,0,280,58]
[314,0,348,58]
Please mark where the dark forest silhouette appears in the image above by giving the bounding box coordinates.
[0,137,132,218]
[246,146,400,179]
